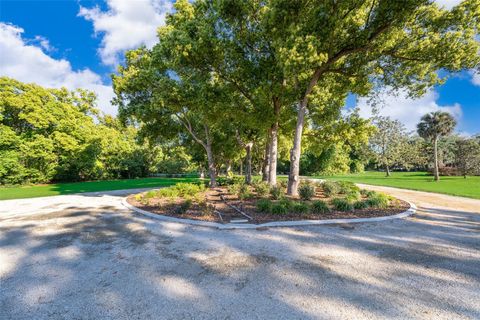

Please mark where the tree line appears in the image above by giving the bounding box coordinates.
[113,0,479,194]
[0,77,196,184]
[1,1,479,189]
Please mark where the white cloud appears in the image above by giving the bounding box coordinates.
[0,23,116,115]
[33,35,54,52]
[470,70,480,86]
[354,89,462,132]
[79,0,172,66]
[434,0,462,9]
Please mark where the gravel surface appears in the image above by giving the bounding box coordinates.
[1,186,479,319]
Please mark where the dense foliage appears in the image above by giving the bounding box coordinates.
[0,77,191,185]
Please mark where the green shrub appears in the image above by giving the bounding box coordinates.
[217,176,243,186]
[311,200,330,214]
[174,199,192,214]
[338,181,360,194]
[271,203,288,215]
[365,190,377,198]
[360,189,369,196]
[134,194,143,201]
[331,198,353,211]
[292,202,310,214]
[256,199,272,213]
[238,183,254,200]
[322,181,340,196]
[353,200,369,210]
[298,182,315,201]
[144,190,157,199]
[253,181,270,197]
[278,198,294,210]
[345,190,361,202]
[366,193,390,209]
[228,182,242,195]
[156,183,204,198]
[270,185,283,200]
[198,201,215,215]
[279,180,288,189]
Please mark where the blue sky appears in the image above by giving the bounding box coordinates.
[0,0,479,134]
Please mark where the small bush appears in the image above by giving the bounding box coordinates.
[279,180,288,189]
[174,199,192,214]
[270,185,283,200]
[217,176,243,186]
[322,181,340,196]
[256,199,272,213]
[144,190,157,199]
[353,200,369,210]
[345,190,361,202]
[253,181,270,197]
[298,183,315,201]
[366,193,390,209]
[271,203,288,215]
[331,198,353,211]
[338,181,360,194]
[198,201,215,215]
[365,190,377,198]
[238,183,254,200]
[278,198,294,210]
[292,202,310,214]
[156,183,204,198]
[360,189,369,196]
[228,183,242,195]
[134,194,143,201]
[311,200,330,214]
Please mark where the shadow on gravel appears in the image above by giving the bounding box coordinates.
[1,198,479,319]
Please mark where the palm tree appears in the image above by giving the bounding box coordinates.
[417,111,456,181]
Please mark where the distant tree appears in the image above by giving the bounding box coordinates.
[370,117,407,176]
[455,138,480,178]
[417,111,456,181]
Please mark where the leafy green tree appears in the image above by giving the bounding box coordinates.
[455,138,480,178]
[417,111,457,181]
[369,117,407,176]
[0,77,161,185]
[264,0,480,194]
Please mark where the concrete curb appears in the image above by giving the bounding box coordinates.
[122,197,417,230]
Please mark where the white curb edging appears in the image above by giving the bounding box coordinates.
[122,197,417,230]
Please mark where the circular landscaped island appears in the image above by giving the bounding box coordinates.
[126,179,410,225]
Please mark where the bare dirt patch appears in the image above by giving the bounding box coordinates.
[127,186,410,224]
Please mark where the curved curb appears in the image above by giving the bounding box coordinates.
[122,197,417,230]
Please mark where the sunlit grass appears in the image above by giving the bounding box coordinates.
[0,177,199,200]
[312,171,480,199]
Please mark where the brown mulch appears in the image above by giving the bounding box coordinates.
[126,187,410,224]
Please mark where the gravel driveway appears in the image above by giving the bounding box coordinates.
[1,186,479,319]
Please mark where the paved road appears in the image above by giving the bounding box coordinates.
[1,187,479,319]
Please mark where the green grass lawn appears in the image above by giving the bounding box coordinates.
[0,177,199,200]
[312,171,480,199]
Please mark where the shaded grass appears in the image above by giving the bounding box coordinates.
[0,177,199,200]
[312,171,480,200]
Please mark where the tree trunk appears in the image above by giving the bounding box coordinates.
[385,164,390,177]
[287,68,324,196]
[287,102,307,196]
[262,129,271,182]
[204,125,217,187]
[433,136,439,181]
[268,98,280,187]
[245,142,253,185]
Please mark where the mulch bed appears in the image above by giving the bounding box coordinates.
[127,187,410,224]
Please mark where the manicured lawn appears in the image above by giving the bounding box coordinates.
[312,171,480,199]
[0,177,199,200]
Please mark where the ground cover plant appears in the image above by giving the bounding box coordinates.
[128,180,409,224]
